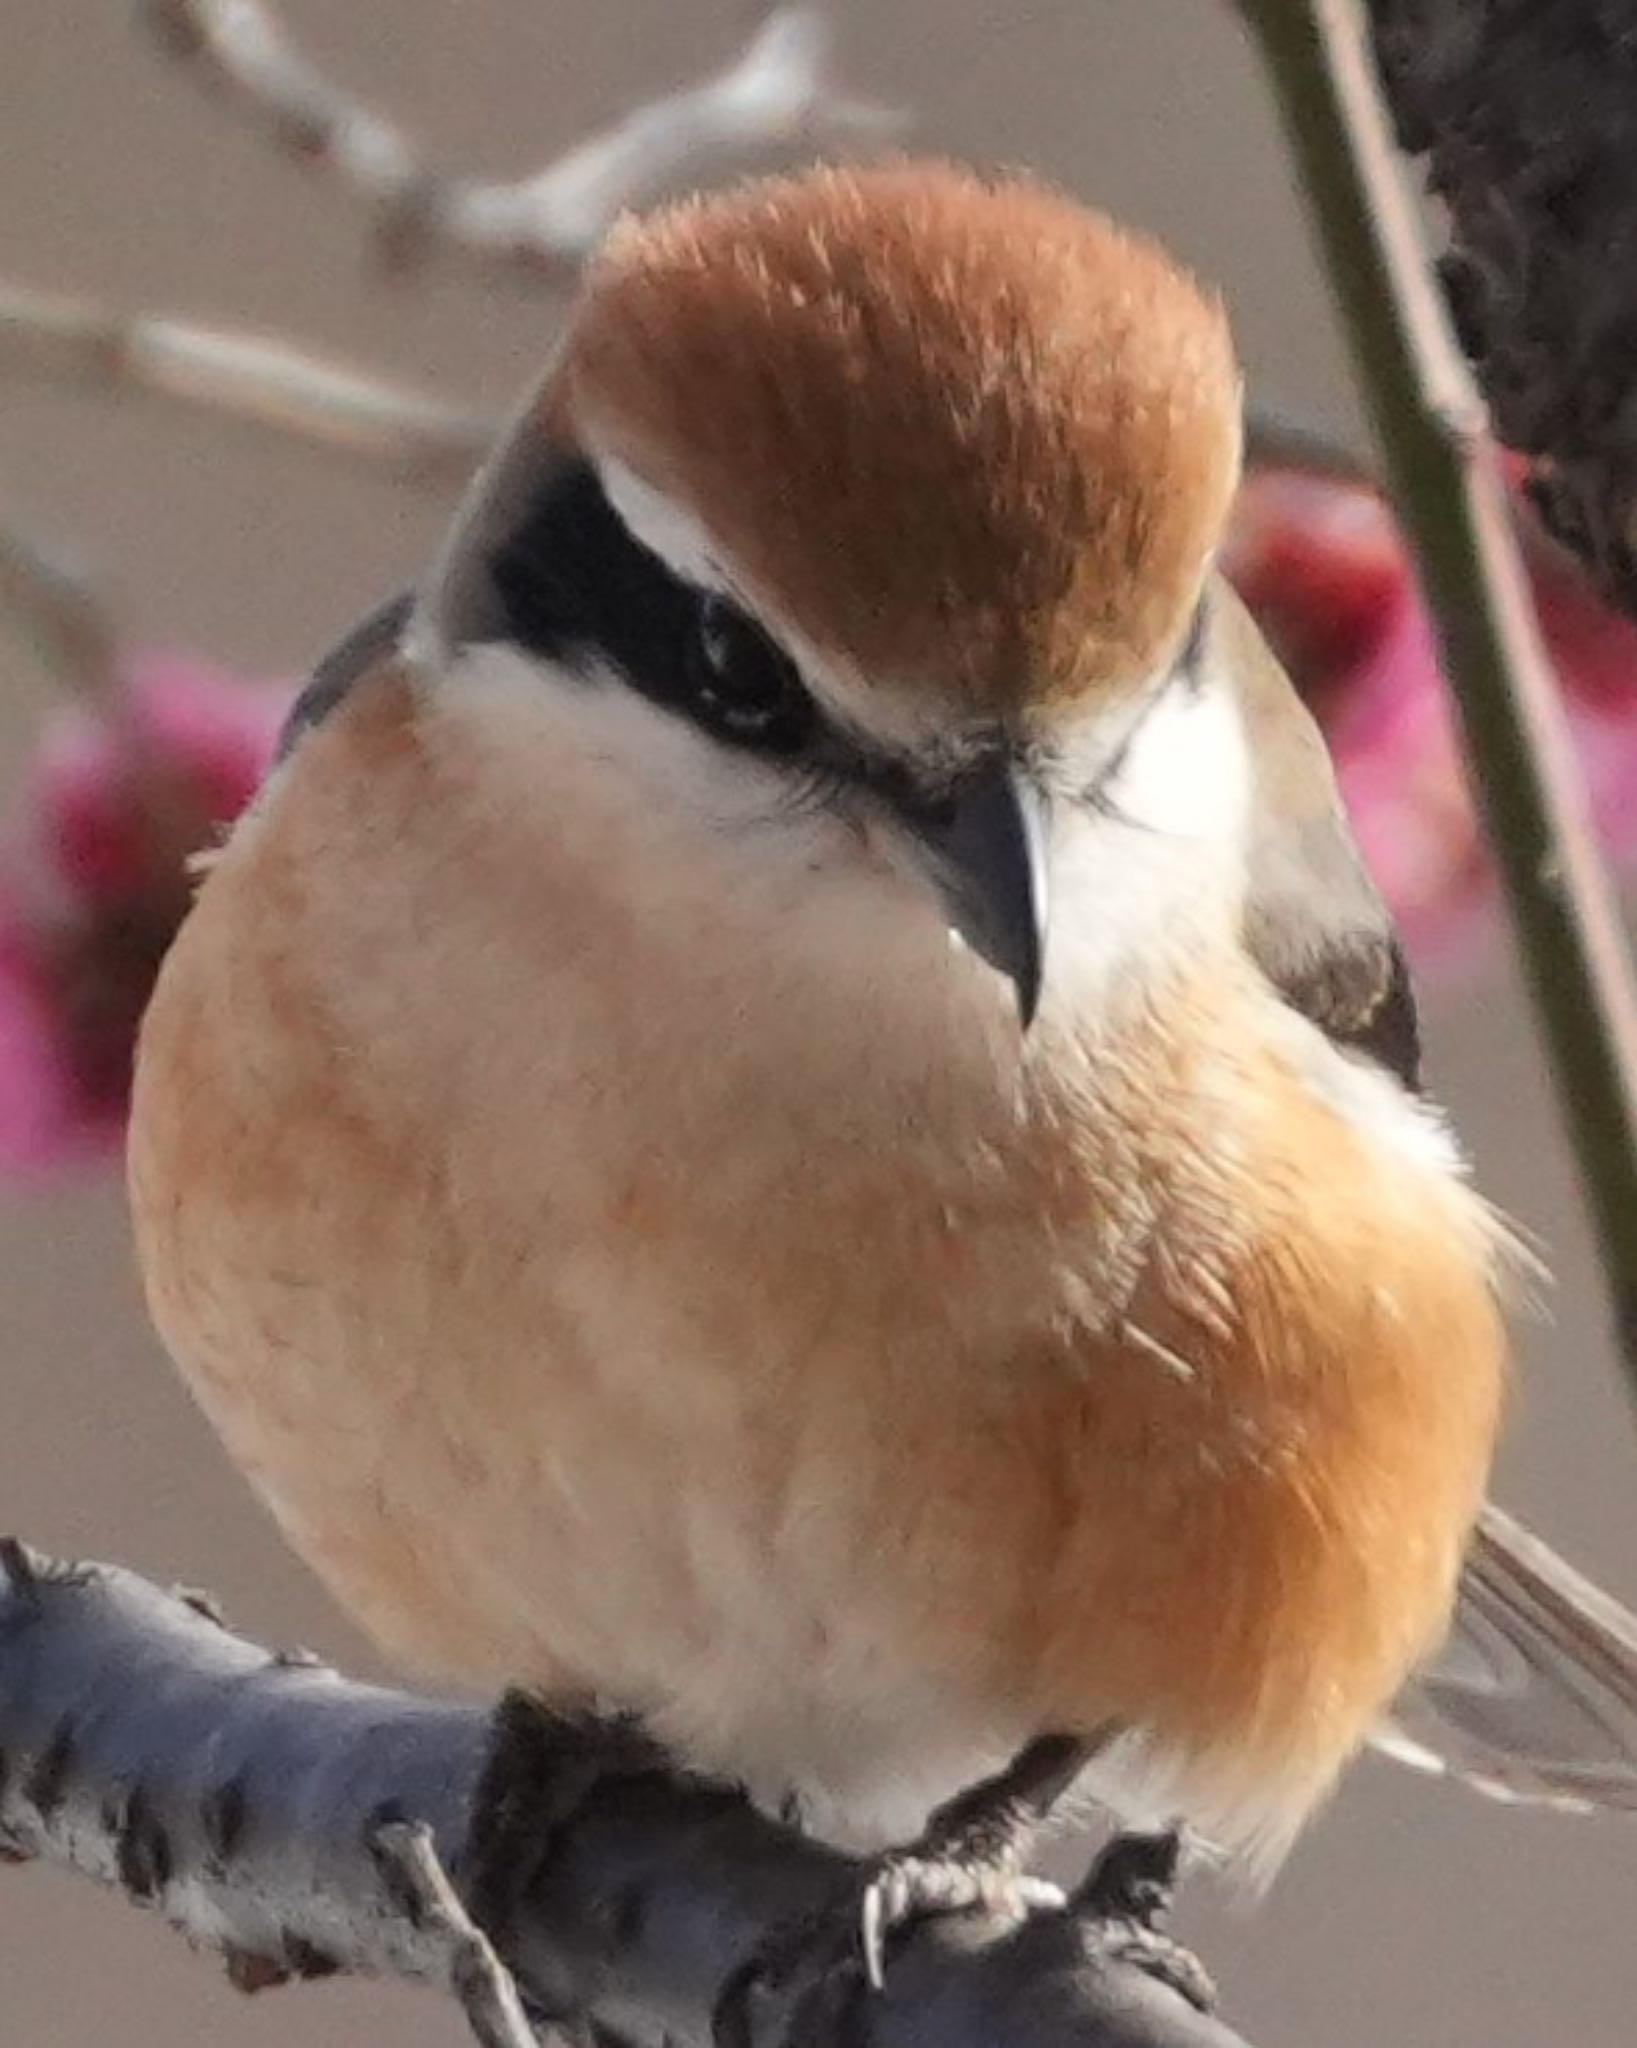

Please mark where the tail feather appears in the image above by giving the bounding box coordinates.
[1375,1503,1637,1811]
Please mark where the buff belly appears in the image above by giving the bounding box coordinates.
[127,677,1505,1860]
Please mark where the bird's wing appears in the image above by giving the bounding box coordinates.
[1211,581,1422,1089]
[276,589,415,763]
[1215,591,1637,1808]
[1375,1503,1637,1810]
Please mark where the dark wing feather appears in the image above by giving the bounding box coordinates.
[1213,581,1422,1089]
[276,590,415,763]
[1220,585,1637,1810]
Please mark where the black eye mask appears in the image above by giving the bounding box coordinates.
[487,460,816,759]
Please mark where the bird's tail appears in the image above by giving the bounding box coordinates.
[1375,1502,1637,1811]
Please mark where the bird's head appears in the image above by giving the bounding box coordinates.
[413,160,1245,1028]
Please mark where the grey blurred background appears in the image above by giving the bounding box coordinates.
[1,4,1633,2043]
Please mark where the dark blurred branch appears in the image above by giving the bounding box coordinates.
[0,1542,1253,2048]
[1240,0,1637,1402]
[0,279,491,480]
[1369,0,1637,616]
[140,1,895,281]
[1268,4,1637,617]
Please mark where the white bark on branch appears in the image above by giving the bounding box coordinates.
[0,1541,1253,2048]
[0,280,493,479]
[141,1,898,281]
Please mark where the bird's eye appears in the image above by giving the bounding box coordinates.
[687,595,814,754]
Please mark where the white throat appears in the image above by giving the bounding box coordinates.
[1044,651,1252,1011]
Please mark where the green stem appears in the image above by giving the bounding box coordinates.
[1241,0,1637,1390]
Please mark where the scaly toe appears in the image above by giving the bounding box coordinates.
[861,1856,1063,1987]
[1071,1827,1215,2015]
[714,1852,1065,2044]
[1101,1922,1217,2013]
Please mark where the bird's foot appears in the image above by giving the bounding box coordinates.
[712,1732,1088,2047]
[712,1858,1062,2048]
[858,1853,1064,1987]
[1072,1827,1215,2014]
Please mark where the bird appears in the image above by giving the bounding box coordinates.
[127,158,1637,1994]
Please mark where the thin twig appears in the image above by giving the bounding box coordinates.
[0,508,117,697]
[141,1,897,280]
[370,1821,537,2048]
[1243,403,1371,484]
[0,505,233,864]
[0,279,492,479]
[1239,0,1637,1400]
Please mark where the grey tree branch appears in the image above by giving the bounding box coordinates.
[141,1,896,281]
[1239,0,1637,1404]
[0,278,493,479]
[0,1541,1253,2048]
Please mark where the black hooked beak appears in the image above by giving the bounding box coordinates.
[903,755,1051,1029]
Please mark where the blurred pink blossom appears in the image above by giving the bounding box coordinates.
[0,655,291,1173]
[1223,462,1637,972]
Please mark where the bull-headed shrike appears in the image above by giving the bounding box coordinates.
[129,160,1637,2021]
